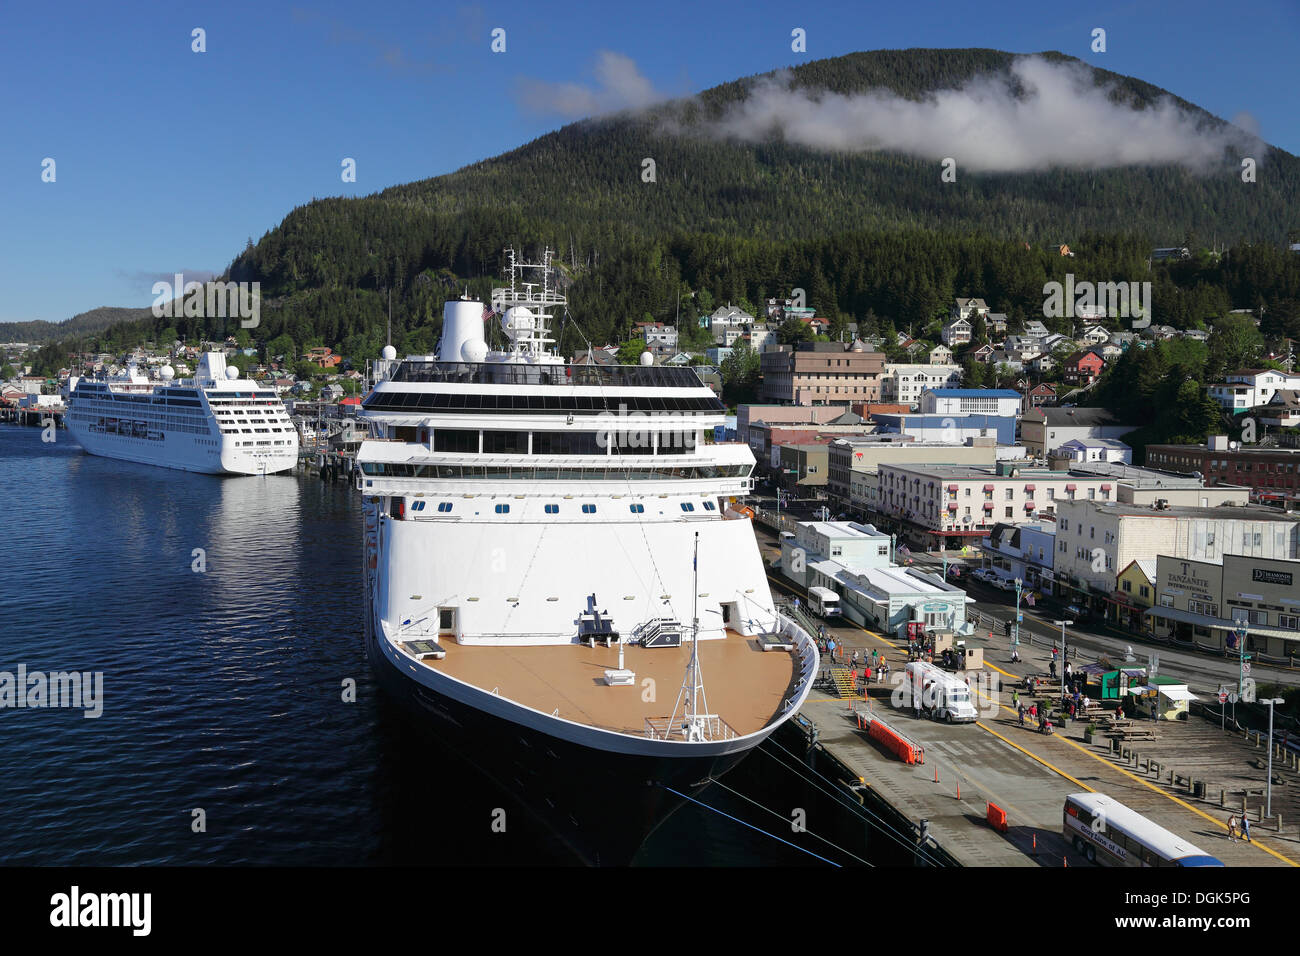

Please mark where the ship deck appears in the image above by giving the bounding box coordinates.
[396,631,800,738]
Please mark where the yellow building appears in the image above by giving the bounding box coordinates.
[1108,559,1156,632]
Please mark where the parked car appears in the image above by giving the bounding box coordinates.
[990,575,1017,592]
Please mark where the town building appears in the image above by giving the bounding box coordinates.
[758,342,885,405]
[1148,554,1300,661]
[940,318,973,347]
[919,388,1022,418]
[827,436,999,513]
[633,321,678,352]
[1062,349,1106,386]
[873,461,1129,551]
[1051,437,1133,465]
[981,522,1057,596]
[1145,435,1300,508]
[1206,368,1300,413]
[1020,406,1139,458]
[777,442,830,492]
[1050,497,1297,620]
[928,344,953,365]
[878,364,963,407]
[779,521,971,636]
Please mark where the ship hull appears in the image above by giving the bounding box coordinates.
[364,601,761,865]
[67,419,296,475]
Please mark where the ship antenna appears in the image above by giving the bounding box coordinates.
[668,532,712,741]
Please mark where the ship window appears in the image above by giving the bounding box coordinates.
[494,504,510,514]
[483,430,528,455]
[680,502,695,512]
[703,501,716,511]
[437,502,453,513]
[581,504,597,514]
[434,429,478,453]
[629,503,645,513]
[544,504,559,514]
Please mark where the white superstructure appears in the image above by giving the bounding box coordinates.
[356,250,817,861]
[66,352,299,475]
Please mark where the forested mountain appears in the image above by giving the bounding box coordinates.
[28,48,1300,372]
[1,307,153,345]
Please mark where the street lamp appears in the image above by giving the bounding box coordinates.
[1232,624,1253,723]
[1053,619,1073,702]
[1261,698,1284,818]
[1014,578,1023,659]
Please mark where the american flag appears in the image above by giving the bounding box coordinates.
[897,544,911,556]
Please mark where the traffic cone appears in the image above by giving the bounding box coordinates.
[934,765,939,783]
[956,781,961,800]
[1032,832,1037,854]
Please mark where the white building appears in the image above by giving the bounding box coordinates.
[1052,437,1133,465]
[1051,498,1300,613]
[1207,368,1300,413]
[919,388,1022,418]
[879,364,962,406]
[779,520,971,635]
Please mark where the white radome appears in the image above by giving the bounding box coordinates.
[639,351,654,367]
[461,339,489,363]
[226,367,239,380]
[382,345,397,361]
[160,365,175,380]
[503,306,535,334]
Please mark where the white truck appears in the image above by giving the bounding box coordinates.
[904,660,978,724]
[808,586,841,618]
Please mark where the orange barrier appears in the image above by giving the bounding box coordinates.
[865,716,924,765]
[986,802,1009,833]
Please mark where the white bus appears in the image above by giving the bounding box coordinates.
[808,586,841,618]
[1063,793,1224,867]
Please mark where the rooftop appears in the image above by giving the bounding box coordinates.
[800,520,890,540]
[927,388,1021,398]
[1062,500,1295,522]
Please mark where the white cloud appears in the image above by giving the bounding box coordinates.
[706,55,1263,172]
[516,51,666,118]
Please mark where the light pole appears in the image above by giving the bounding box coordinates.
[1053,619,1073,702]
[1262,698,1284,818]
[1014,578,1023,659]
[1234,623,1250,723]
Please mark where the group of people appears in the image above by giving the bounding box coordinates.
[848,648,889,687]
[1227,814,1252,843]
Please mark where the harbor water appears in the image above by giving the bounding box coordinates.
[0,425,824,866]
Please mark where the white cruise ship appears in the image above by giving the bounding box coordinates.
[66,352,299,475]
[356,250,817,864]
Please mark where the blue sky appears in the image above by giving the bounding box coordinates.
[2,0,1297,324]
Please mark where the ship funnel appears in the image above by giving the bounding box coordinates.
[440,299,485,363]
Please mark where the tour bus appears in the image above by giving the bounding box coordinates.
[808,586,841,618]
[904,660,978,723]
[1063,793,1225,867]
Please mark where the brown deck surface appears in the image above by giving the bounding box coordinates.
[400,633,798,736]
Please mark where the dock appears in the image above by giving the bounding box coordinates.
[776,580,1300,867]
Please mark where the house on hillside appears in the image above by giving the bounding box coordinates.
[1062,350,1106,386]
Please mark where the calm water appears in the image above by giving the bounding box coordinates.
[0,424,811,866]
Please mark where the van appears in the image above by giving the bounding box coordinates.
[808,586,841,618]
[903,661,979,724]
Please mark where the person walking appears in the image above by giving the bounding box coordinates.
[1012,688,1019,710]
[827,637,837,663]
[871,648,879,669]
[850,649,860,668]
[1242,814,1252,844]
[1017,703,1025,727]
[1227,815,1240,842]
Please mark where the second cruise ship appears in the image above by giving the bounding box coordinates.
[66,351,299,475]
